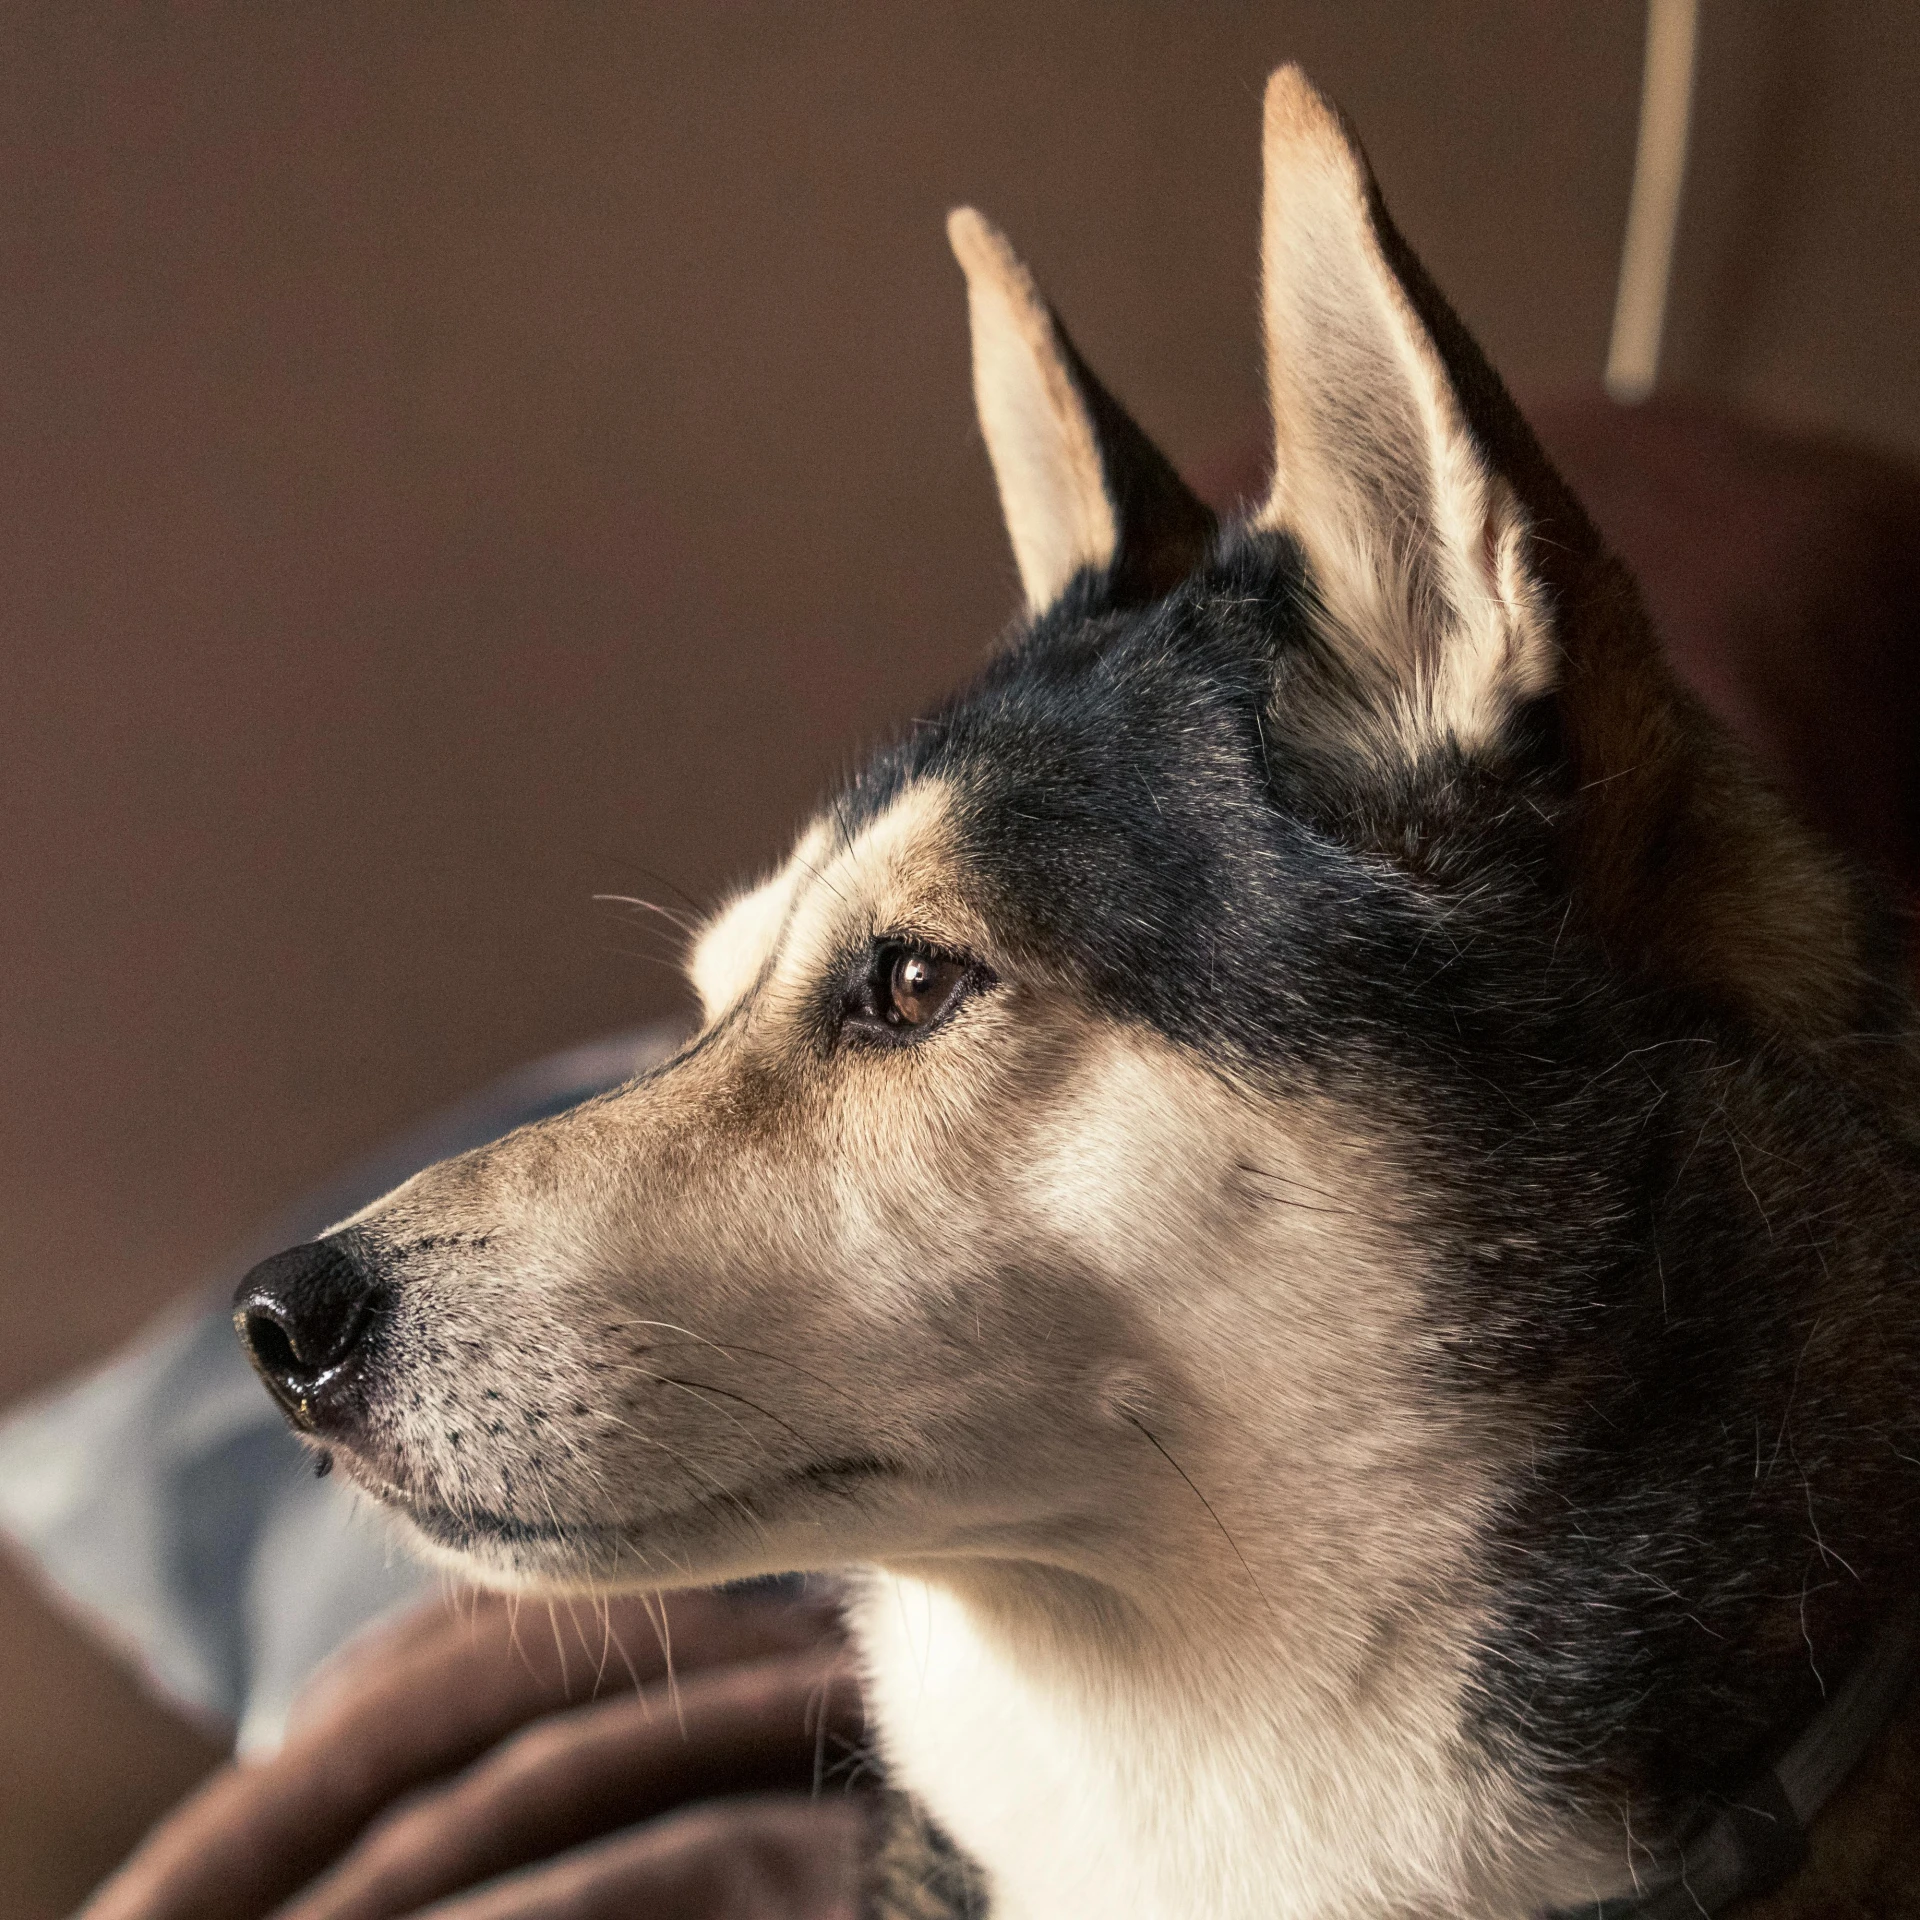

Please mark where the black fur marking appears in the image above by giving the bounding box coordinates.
[867,1789,993,1920]
[836,528,1920,1836]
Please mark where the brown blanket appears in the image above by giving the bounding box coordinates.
[82,1584,867,1919]
[79,396,1920,1919]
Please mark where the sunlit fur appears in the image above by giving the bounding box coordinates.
[287,65,1920,1920]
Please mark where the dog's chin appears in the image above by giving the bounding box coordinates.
[301,1448,607,1587]
[331,1447,902,1593]
[399,1503,625,1590]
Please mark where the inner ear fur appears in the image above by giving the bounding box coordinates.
[948,206,1215,616]
[1255,64,1885,1048]
[1254,66,1561,761]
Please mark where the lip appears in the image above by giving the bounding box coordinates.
[375,1454,898,1555]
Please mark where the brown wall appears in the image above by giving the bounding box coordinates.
[1,5,1916,1908]
[0,3,1642,1416]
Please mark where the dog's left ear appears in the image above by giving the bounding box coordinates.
[1255,66,1556,759]
[949,207,1216,617]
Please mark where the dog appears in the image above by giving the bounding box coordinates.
[234,66,1920,1919]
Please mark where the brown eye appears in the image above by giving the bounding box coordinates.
[843,940,989,1044]
[888,947,967,1028]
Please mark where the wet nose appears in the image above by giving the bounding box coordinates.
[232,1238,381,1431]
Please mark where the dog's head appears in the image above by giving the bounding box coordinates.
[236,68,1918,1851]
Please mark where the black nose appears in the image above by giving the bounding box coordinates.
[233,1238,381,1431]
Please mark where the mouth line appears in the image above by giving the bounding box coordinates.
[378,1454,899,1554]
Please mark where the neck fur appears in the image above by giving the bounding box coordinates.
[849,1563,1629,1920]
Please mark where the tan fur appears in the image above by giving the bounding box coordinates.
[284,62,1920,1920]
[1242,70,1880,1054]
[323,776,1633,1913]
[687,835,817,1022]
[949,208,1119,614]
[1253,68,1554,765]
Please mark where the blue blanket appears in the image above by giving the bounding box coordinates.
[0,1026,678,1752]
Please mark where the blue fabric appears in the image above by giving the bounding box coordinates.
[0,1025,679,1752]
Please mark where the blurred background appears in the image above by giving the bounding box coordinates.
[2,2,1917,1910]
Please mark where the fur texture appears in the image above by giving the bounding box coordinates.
[238,65,1920,1920]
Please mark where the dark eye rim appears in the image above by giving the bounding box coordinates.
[840,938,995,1047]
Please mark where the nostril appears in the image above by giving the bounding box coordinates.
[240,1307,306,1384]
[233,1237,382,1430]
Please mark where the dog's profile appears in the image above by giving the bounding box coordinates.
[234,66,1920,1919]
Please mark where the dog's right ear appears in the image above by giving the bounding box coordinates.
[948,208,1216,618]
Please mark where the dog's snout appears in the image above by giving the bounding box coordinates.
[233,1238,381,1431]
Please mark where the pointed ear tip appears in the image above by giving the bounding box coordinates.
[946,205,1011,281]
[1261,63,1355,164]
[1261,62,1316,125]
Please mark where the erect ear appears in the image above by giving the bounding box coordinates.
[1255,66,1556,757]
[948,207,1216,617]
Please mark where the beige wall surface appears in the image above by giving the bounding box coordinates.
[0,6,1916,1905]
[0,3,1642,1411]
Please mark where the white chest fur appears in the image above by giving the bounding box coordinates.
[851,1571,1589,1920]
